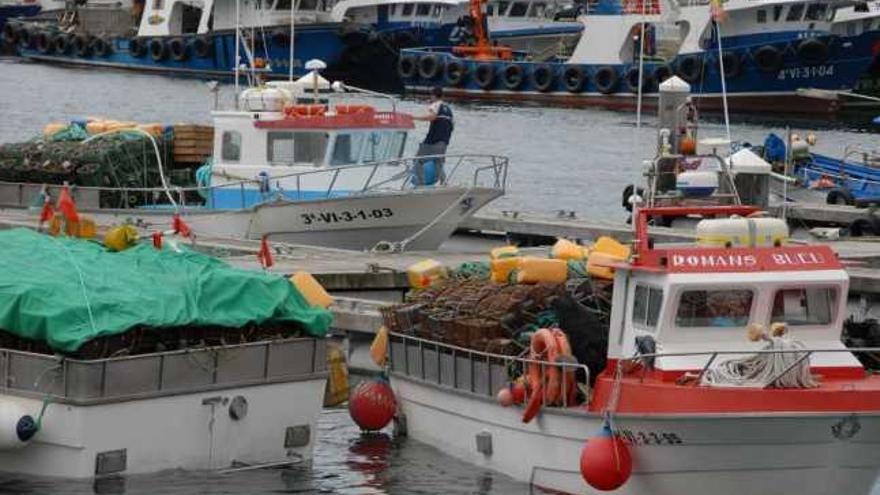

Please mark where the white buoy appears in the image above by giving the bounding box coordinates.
[0,401,37,450]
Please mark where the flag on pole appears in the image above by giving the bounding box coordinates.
[258,235,274,269]
[38,190,54,226]
[172,213,192,238]
[57,185,79,224]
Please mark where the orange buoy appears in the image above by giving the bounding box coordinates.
[336,104,375,115]
[522,328,562,423]
[580,422,633,491]
[349,376,397,431]
[680,136,697,155]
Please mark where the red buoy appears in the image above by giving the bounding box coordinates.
[349,376,397,431]
[579,423,633,491]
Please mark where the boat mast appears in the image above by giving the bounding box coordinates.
[235,0,241,108]
[712,0,731,145]
[289,0,295,80]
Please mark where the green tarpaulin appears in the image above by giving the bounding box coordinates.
[0,229,332,352]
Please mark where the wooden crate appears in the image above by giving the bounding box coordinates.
[172,124,214,165]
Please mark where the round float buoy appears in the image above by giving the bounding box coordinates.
[0,402,38,450]
[497,387,514,406]
[680,135,697,155]
[579,423,632,491]
[349,376,397,431]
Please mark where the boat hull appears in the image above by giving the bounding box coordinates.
[392,374,880,495]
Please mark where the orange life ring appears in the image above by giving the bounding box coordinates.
[336,104,375,115]
[283,104,326,118]
[522,328,569,423]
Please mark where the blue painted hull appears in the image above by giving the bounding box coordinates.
[0,5,40,50]
[793,153,880,204]
[400,30,880,114]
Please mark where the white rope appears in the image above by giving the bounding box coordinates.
[701,336,818,388]
[48,236,98,338]
[371,188,473,253]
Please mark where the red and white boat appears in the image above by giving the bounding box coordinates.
[385,204,880,495]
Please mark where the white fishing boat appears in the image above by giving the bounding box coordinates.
[0,63,507,251]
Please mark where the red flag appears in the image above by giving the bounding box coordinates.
[258,235,274,268]
[39,193,54,225]
[57,186,79,223]
[152,231,163,249]
[172,213,192,238]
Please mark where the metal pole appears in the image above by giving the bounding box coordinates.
[715,21,731,146]
[234,0,241,107]
[783,126,791,222]
[288,0,295,81]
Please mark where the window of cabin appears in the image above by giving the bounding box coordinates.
[416,3,431,16]
[786,3,805,21]
[497,0,510,15]
[632,285,663,331]
[864,18,873,32]
[675,289,753,328]
[846,22,856,36]
[529,2,546,17]
[402,3,414,15]
[389,3,396,15]
[432,4,443,16]
[509,2,528,16]
[804,3,827,21]
[757,8,767,23]
[152,0,163,10]
[772,4,783,20]
[299,0,318,10]
[221,131,241,162]
[487,4,494,15]
[771,287,836,326]
[267,132,328,165]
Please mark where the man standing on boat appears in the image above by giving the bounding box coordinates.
[413,87,454,186]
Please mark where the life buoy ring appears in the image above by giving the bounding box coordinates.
[283,103,327,118]
[444,59,466,86]
[52,34,70,55]
[594,66,619,94]
[336,104,375,115]
[562,65,586,93]
[719,51,742,79]
[502,64,524,90]
[169,37,187,61]
[797,38,829,65]
[2,23,19,45]
[522,328,574,424]
[531,64,555,92]
[753,45,783,73]
[18,28,32,48]
[676,55,703,83]
[624,67,653,93]
[652,64,673,84]
[149,38,166,61]
[35,31,52,54]
[92,37,111,58]
[193,36,212,58]
[474,63,495,89]
[418,54,441,79]
[72,35,90,57]
[129,37,146,57]
[397,54,417,78]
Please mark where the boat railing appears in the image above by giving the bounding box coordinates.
[388,331,590,408]
[0,154,509,211]
[622,346,880,389]
[841,144,880,168]
[646,152,741,206]
[0,337,326,406]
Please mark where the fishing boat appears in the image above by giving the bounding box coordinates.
[0,0,40,52]
[0,63,507,251]
[0,227,332,478]
[397,0,880,113]
[380,200,880,494]
[832,0,880,98]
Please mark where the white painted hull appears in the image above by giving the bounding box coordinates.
[392,375,880,495]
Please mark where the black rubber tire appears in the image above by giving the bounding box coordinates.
[676,55,703,83]
[397,54,417,78]
[652,64,673,84]
[35,31,52,54]
[52,34,70,55]
[753,45,783,73]
[92,37,111,57]
[418,54,441,80]
[562,65,586,93]
[624,67,653,93]
[149,38,167,62]
[393,30,417,48]
[2,23,19,45]
[502,64,524,90]
[193,36,212,58]
[531,64,554,92]
[797,38,829,65]
[850,218,875,237]
[474,63,495,89]
[594,66,619,94]
[444,59,466,86]
[169,37,187,61]
[73,34,91,57]
[719,51,742,79]
[622,184,645,212]
[826,188,854,206]
[129,37,146,57]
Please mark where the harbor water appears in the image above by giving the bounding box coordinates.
[1,58,879,494]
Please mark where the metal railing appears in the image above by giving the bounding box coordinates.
[645,152,742,207]
[388,331,590,408]
[622,346,880,389]
[0,154,509,212]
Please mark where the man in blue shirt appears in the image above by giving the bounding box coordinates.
[412,87,454,185]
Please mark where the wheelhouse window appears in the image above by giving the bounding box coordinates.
[402,3,414,15]
[389,3,396,15]
[416,3,431,16]
[432,4,443,16]
[331,131,407,165]
[267,132,328,165]
[509,1,528,16]
[529,2,546,17]
[756,8,767,23]
[276,0,292,10]
[771,287,836,326]
[804,3,827,21]
[496,0,510,15]
[773,4,783,20]
[221,131,241,162]
[786,3,805,21]
[675,289,753,328]
[633,285,663,331]
[298,0,318,10]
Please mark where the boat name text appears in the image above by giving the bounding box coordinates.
[777,65,834,81]
[301,208,394,225]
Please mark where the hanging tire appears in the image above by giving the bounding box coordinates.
[622,184,645,212]
[92,37,111,57]
[827,188,854,206]
[753,45,783,73]
[474,63,495,89]
[444,59,466,86]
[169,37,187,61]
[2,23,19,45]
[149,38,167,61]
[393,30,417,48]
[562,65,586,93]
[18,27,32,48]
[502,64,524,90]
[418,54,441,79]
[797,38,829,65]
[397,54,417,78]
[624,67,653,93]
[594,66,619,94]
[719,51,742,79]
[193,36,212,58]
[652,64,673,85]
[72,34,91,57]
[52,34,70,55]
[35,31,52,54]
[129,37,146,57]
[531,64,555,92]
[676,55,703,83]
